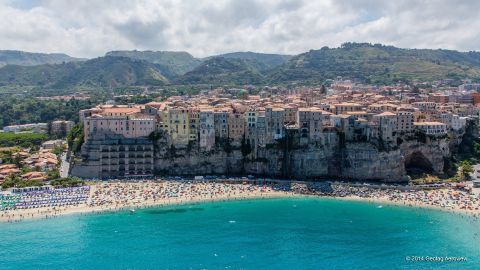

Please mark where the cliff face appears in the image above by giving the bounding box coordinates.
[153,132,460,182]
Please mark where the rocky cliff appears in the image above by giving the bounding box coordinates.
[153,126,468,182]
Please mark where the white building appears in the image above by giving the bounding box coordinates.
[413,122,447,136]
[3,123,48,133]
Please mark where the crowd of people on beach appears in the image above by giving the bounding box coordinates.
[88,181,288,209]
[1,178,479,222]
[289,182,480,213]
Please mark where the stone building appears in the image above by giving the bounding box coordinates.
[188,109,199,141]
[373,112,397,144]
[284,106,298,125]
[297,107,323,141]
[214,111,229,139]
[228,112,245,142]
[51,120,74,136]
[199,110,215,150]
[396,111,414,133]
[265,107,285,144]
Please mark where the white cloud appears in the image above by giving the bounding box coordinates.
[0,0,478,58]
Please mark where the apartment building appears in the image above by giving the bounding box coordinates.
[396,111,414,133]
[297,107,323,141]
[413,122,448,136]
[214,111,229,139]
[166,107,190,147]
[228,112,245,142]
[84,116,155,140]
[51,120,74,136]
[373,112,397,143]
[333,103,363,114]
[265,107,285,143]
[199,110,215,150]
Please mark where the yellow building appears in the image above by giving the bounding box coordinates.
[167,107,190,147]
[188,109,199,141]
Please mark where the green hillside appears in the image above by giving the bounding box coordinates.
[268,43,480,84]
[205,51,292,71]
[105,50,201,77]
[0,50,83,67]
[0,56,168,94]
[176,57,265,85]
[1,44,480,94]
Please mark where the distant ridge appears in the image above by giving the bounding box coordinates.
[0,50,84,67]
[1,43,480,94]
[0,56,167,92]
[204,51,292,70]
[176,57,264,85]
[267,43,480,84]
[105,50,202,77]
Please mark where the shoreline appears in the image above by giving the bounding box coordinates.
[1,181,479,223]
[0,187,294,222]
[333,195,480,217]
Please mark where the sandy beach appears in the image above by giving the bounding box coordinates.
[1,180,479,222]
[0,181,293,222]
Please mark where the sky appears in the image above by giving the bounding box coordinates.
[0,0,479,58]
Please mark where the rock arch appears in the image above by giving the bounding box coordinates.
[404,151,433,174]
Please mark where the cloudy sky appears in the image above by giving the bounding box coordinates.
[1,0,479,58]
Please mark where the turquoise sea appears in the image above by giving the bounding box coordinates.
[0,197,479,269]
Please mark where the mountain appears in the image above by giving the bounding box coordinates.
[0,56,168,92]
[205,52,292,70]
[176,57,264,85]
[268,43,480,84]
[2,43,480,93]
[105,50,201,77]
[0,50,83,67]
[106,50,291,77]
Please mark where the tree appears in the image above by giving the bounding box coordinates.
[473,142,480,158]
[320,84,327,95]
[460,160,473,180]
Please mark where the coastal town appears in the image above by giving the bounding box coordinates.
[3,1,480,269]
[71,79,478,181]
[1,79,480,221]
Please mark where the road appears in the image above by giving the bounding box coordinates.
[59,152,70,178]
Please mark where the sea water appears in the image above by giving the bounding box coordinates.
[0,197,479,269]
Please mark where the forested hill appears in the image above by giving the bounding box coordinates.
[175,57,265,85]
[204,52,292,70]
[0,50,83,67]
[105,50,202,76]
[1,43,480,94]
[267,43,480,84]
[0,56,168,93]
